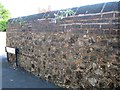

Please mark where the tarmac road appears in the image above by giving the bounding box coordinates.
[2,57,59,88]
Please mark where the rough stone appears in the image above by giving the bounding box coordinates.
[88,78,97,86]
[6,3,120,89]
[94,69,103,75]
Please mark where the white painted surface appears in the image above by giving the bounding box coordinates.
[0,32,6,89]
[0,32,6,57]
[5,47,16,54]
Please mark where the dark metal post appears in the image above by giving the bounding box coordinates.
[5,47,9,62]
[15,48,19,67]
[6,52,9,62]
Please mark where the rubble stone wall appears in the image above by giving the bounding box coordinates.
[6,2,120,89]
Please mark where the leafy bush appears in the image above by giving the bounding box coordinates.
[0,20,6,31]
[0,3,10,32]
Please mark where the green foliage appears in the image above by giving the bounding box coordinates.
[18,17,24,27]
[0,3,10,31]
[54,9,75,20]
[0,20,6,31]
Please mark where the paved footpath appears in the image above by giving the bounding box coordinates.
[0,32,64,89]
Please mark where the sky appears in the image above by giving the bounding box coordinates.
[0,0,119,18]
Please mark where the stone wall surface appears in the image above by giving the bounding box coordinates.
[6,2,120,89]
